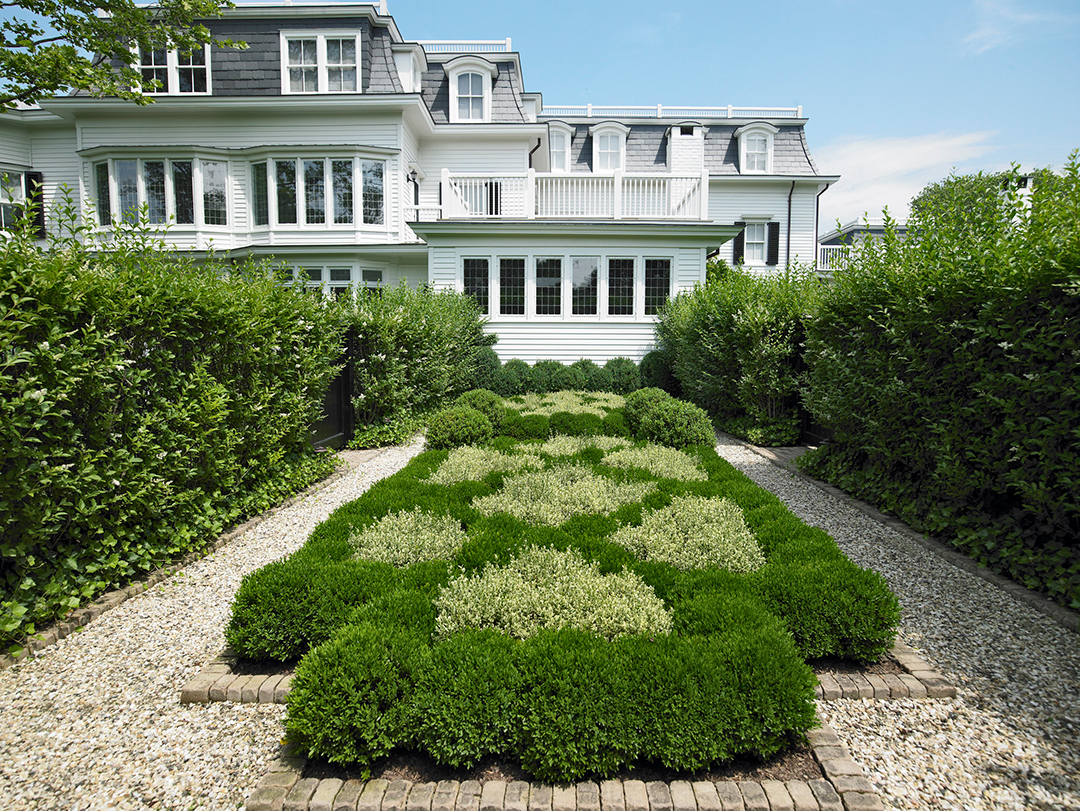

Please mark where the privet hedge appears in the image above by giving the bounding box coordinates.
[654,264,821,446]
[801,158,1080,609]
[1,220,344,647]
[227,395,899,780]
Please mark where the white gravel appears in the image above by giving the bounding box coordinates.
[0,438,425,811]
[711,435,1080,811]
[2,433,1076,811]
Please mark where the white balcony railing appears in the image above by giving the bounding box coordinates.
[817,245,851,271]
[429,169,711,221]
[420,39,512,53]
[540,105,803,120]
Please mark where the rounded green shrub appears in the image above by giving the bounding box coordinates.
[426,406,493,450]
[603,357,641,395]
[467,347,501,392]
[548,411,604,437]
[225,558,398,661]
[498,412,550,441]
[455,388,505,426]
[639,349,681,396]
[285,623,431,768]
[601,410,631,437]
[624,387,672,435]
[571,358,613,392]
[528,360,570,394]
[494,358,530,396]
[637,398,714,448]
[613,496,765,572]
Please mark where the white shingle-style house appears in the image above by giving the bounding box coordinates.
[0,1,838,362]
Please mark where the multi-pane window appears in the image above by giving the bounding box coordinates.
[596,133,621,171]
[457,72,484,120]
[304,160,325,224]
[293,265,372,298]
[361,269,383,295]
[263,158,383,227]
[644,259,671,315]
[608,258,634,316]
[252,163,269,226]
[329,267,352,299]
[463,258,489,314]
[500,258,526,316]
[0,171,24,229]
[93,158,216,226]
[362,161,384,224]
[744,223,766,262]
[535,258,562,316]
[276,160,298,224]
[283,32,360,93]
[571,257,598,316]
[332,160,352,224]
[550,130,569,173]
[745,134,768,172]
[139,47,209,94]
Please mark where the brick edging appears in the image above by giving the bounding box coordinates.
[0,451,375,673]
[243,716,880,811]
[726,433,1080,635]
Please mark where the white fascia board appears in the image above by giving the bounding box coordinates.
[426,123,547,140]
[709,174,840,184]
[219,4,403,42]
[408,219,741,248]
[76,143,400,159]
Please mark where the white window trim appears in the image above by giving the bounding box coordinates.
[738,215,774,267]
[135,44,211,95]
[91,156,227,229]
[588,121,630,173]
[446,55,498,123]
[255,155,386,231]
[462,250,675,323]
[280,30,362,95]
[734,122,778,175]
[547,122,573,173]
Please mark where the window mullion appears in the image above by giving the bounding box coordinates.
[317,36,327,93]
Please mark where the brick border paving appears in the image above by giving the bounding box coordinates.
[242,719,879,811]
[0,449,388,673]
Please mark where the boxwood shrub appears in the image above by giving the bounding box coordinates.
[227,423,899,778]
[425,406,493,450]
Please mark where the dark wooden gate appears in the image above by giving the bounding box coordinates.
[310,331,355,450]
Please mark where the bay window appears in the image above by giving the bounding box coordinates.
[254,157,385,228]
[93,157,211,226]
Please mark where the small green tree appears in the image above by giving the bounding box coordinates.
[0,0,241,110]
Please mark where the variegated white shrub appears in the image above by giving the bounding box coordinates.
[612,496,765,572]
[472,463,654,526]
[435,545,672,640]
[505,391,625,417]
[601,444,707,482]
[350,507,467,566]
[428,445,536,485]
[539,434,632,457]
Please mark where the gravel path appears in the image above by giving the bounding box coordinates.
[2,434,1077,810]
[711,435,1080,811]
[0,438,425,811]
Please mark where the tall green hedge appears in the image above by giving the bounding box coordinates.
[346,284,494,428]
[654,265,821,445]
[801,158,1080,609]
[1,221,344,647]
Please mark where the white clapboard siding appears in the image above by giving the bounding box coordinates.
[708,180,822,269]
[429,246,456,289]
[486,321,659,364]
[29,126,81,229]
[675,247,704,290]
[418,139,529,174]
[0,120,31,166]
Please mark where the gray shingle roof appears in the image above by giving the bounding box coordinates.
[422,61,528,124]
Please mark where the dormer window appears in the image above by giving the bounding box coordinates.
[588,122,629,173]
[548,122,573,172]
[281,31,361,94]
[735,122,778,174]
[446,56,498,123]
[138,46,210,94]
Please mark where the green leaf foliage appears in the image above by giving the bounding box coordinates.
[425,406,493,451]
[227,415,899,779]
[801,156,1080,609]
[1,212,341,647]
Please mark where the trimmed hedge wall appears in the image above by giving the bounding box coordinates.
[800,160,1080,609]
[1,224,343,646]
[227,409,899,779]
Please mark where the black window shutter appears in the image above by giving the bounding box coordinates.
[732,221,745,265]
[766,221,780,266]
[24,171,45,238]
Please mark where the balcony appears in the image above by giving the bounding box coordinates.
[817,245,851,272]
[407,169,711,226]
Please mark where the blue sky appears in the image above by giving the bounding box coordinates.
[375,0,1079,232]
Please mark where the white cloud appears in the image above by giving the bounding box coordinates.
[814,132,998,232]
[963,0,1074,54]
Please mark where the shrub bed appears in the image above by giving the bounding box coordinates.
[227,394,899,779]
